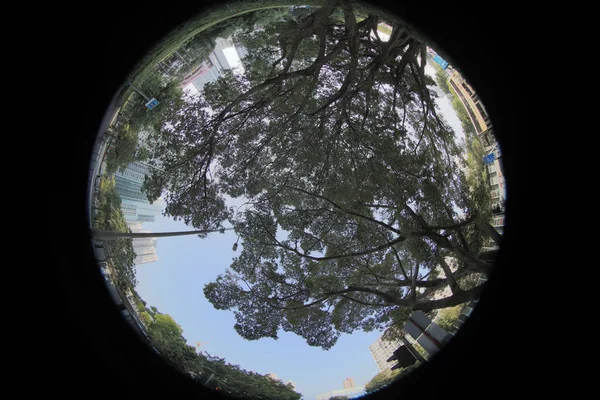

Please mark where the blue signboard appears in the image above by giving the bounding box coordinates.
[433,54,449,69]
[145,98,159,110]
[483,153,495,165]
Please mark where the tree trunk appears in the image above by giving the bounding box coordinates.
[91,228,233,240]
[476,218,502,245]
[479,248,499,262]
[438,256,461,293]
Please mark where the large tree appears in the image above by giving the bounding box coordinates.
[141,0,498,350]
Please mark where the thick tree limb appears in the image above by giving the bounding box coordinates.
[413,284,484,312]
[283,185,402,234]
[437,255,461,294]
[476,218,503,245]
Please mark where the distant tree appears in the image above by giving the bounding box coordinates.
[330,396,348,400]
[365,369,401,393]
[94,176,138,289]
[434,67,451,96]
[105,124,141,175]
[143,307,302,400]
[140,311,153,326]
[448,88,477,138]
[109,238,137,289]
[126,76,185,134]
[435,304,463,331]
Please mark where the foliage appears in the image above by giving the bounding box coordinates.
[94,176,138,289]
[411,341,429,360]
[140,311,153,326]
[365,368,401,393]
[142,0,494,350]
[95,176,123,230]
[448,85,476,138]
[108,238,137,289]
[122,75,186,134]
[119,0,323,105]
[435,304,464,332]
[105,124,144,175]
[434,67,451,96]
[144,307,302,400]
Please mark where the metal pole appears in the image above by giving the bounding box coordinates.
[175,50,191,67]
[127,81,151,102]
[91,227,234,240]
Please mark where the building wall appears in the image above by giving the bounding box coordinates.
[127,221,159,265]
[369,334,403,372]
[115,162,162,223]
[316,385,366,400]
[190,60,221,93]
[134,253,159,264]
[343,377,355,389]
[183,37,248,93]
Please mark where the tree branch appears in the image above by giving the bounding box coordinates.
[390,245,410,280]
[413,284,484,312]
[283,185,402,234]
[437,254,461,294]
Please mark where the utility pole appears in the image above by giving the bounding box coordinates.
[91,227,234,240]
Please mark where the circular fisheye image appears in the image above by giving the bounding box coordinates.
[88,1,506,398]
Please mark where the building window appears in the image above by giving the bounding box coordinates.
[461,82,473,96]
[475,102,489,120]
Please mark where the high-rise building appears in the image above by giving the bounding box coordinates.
[369,333,404,372]
[343,377,355,389]
[182,36,249,94]
[114,162,163,223]
[127,221,158,265]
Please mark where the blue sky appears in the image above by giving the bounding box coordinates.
[137,215,383,400]
[133,45,464,399]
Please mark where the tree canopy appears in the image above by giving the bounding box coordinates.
[140,0,498,350]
